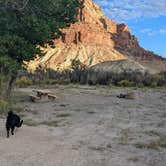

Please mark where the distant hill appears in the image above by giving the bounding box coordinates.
[90,59,147,73]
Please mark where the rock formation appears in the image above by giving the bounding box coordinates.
[114,24,166,72]
[27,0,166,73]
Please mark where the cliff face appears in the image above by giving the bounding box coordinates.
[27,0,166,72]
[115,24,165,61]
[27,0,125,71]
[114,23,166,72]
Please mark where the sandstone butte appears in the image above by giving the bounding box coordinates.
[27,0,166,73]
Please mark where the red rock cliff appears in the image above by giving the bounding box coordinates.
[27,0,166,72]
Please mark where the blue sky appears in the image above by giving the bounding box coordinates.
[94,0,166,58]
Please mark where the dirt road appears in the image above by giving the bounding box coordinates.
[0,87,166,166]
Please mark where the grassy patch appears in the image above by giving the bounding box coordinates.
[12,106,24,113]
[24,118,60,127]
[135,135,166,149]
[119,129,129,145]
[15,77,32,88]
[118,80,135,87]
[0,99,25,115]
[53,84,118,90]
[157,121,165,127]
[24,119,40,126]
[88,146,105,152]
[59,104,67,107]
[19,112,27,117]
[56,113,70,118]
[144,130,161,137]
[127,157,139,162]
[0,100,8,115]
[87,111,95,114]
[11,91,30,103]
[40,120,59,127]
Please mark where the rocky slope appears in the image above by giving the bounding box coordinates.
[27,0,166,73]
[91,59,147,74]
[113,24,166,72]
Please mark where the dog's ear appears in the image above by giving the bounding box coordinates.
[8,110,13,116]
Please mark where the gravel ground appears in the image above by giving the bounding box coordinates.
[0,87,166,166]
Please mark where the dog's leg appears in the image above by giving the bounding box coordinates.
[6,127,10,138]
[11,126,15,135]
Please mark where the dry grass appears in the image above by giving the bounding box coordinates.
[119,129,129,145]
[56,113,70,118]
[135,135,166,149]
[87,111,96,114]
[127,157,139,162]
[144,130,162,137]
[40,120,59,127]
[24,119,39,126]
[126,92,135,99]
[24,118,60,127]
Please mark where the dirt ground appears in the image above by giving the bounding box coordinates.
[0,86,166,166]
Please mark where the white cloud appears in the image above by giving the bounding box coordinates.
[160,28,166,34]
[94,0,166,22]
[140,28,166,36]
[140,28,156,36]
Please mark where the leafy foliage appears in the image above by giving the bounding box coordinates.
[15,76,32,87]
[0,99,8,114]
[0,0,80,74]
[16,67,166,88]
[118,80,135,87]
[0,0,80,98]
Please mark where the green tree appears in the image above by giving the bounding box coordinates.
[0,0,80,98]
[71,59,86,71]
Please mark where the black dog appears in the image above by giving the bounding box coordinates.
[6,111,23,138]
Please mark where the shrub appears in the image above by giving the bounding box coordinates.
[0,100,8,114]
[15,76,32,88]
[150,82,157,88]
[118,80,135,87]
[137,83,145,88]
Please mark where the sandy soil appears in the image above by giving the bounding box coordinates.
[0,87,166,166]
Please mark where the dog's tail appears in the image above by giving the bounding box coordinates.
[18,120,23,128]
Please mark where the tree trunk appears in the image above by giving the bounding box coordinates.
[5,75,17,99]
